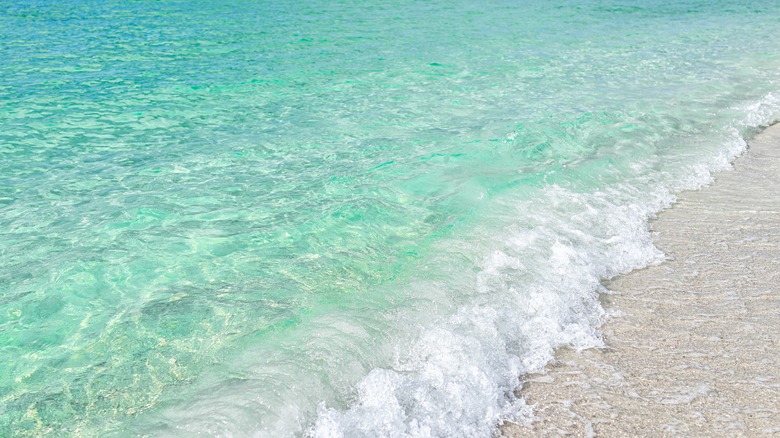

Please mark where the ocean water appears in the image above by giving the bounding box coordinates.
[2,0,780,436]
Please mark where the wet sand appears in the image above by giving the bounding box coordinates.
[502,123,780,437]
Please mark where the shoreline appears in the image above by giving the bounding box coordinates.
[502,123,780,436]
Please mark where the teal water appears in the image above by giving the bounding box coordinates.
[2,0,780,436]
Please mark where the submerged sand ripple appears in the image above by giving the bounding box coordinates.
[503,124,780,437]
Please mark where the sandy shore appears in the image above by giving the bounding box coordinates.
[502,123,780,437]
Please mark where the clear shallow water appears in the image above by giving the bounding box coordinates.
[2,0,780,436]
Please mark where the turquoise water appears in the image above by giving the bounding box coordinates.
[2,0,780,436]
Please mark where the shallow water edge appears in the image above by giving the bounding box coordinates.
[502,122,780,436]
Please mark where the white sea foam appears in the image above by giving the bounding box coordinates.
[306,94,780,438]
[309,188,662,437]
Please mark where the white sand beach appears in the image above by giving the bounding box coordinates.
[503,123,780,436]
